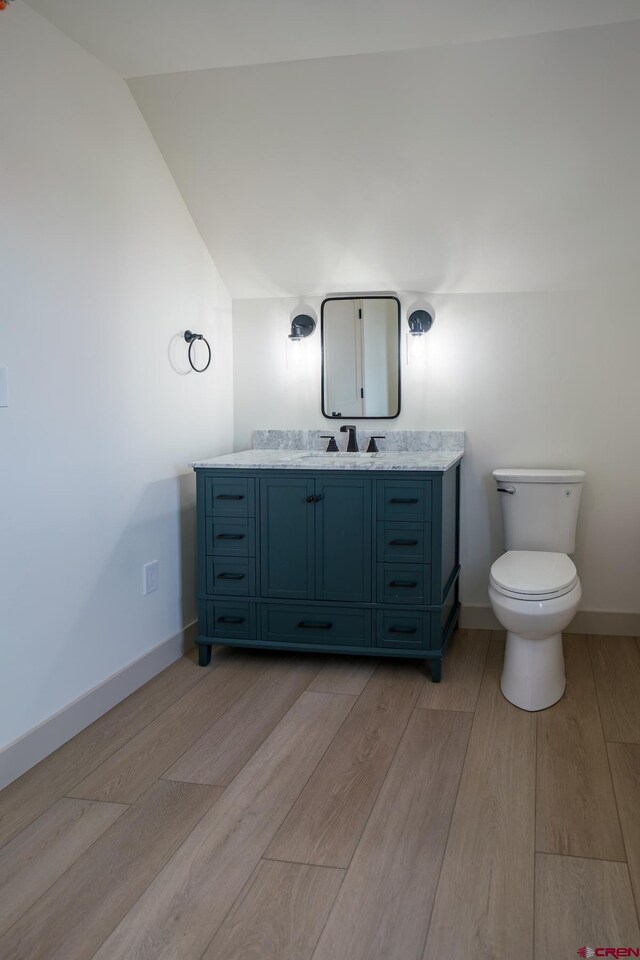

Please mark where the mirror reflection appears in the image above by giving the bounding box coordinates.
[321,296,400,419]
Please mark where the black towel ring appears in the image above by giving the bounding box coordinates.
[184,330,211,373]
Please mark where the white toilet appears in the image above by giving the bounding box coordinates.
[488,468,585,711]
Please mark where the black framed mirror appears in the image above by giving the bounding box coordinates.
[321,295,401,419]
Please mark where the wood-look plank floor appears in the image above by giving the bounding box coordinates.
[534,853,640,959]
[266,661,424,868]
[1,630,639,960]
[424,636,537,960]
[536,634,625,860]
[589,635,640,742]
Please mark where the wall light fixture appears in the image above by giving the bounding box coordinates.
[286,313,316,368]
[406,309,433,365]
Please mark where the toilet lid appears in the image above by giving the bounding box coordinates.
[490,551,577,597]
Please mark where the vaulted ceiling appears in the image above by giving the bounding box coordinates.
[23,1,640,299]
[23,0,640,77]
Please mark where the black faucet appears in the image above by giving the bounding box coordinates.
[366,435,385,453]
[339,424,358,452]
[320,435,339,452]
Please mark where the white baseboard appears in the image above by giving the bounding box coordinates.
[460,605,640,637]
[0,622,197,792]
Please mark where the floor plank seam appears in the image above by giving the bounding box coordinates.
[417,674,481,960]
[587,637,629,869]
[154,662,272,783]
[0,795,144,945]
[0,802,130,943]
[622,860,640,935]
[188,689,360,960]
[53,657,216,807]
[60,796,131,806]
[305,689,366,697]
[535,849,628,864]
[301,666,431,876]
[193,857,267,960]
[305,862,349,960]
[413,705,476,714]
[0,653,214,854]
[260,856,348,872]
[591,637,640,931]
[10,631,640,960]
[79,782,227,960]
[191,675,388,960]
[158,776,227,788]
[83,687,353,959]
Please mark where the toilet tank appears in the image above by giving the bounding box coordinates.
[494,468,585,553]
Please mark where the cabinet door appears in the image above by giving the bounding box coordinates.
[315,477,372,603]
[260,477,315,599]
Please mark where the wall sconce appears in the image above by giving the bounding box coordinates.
[406,309,433,365]
[286,313,316,368]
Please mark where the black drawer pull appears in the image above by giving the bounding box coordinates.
[215,533,245,540]
[215,494,244,500]
[297,620,333,630]
[389,539,418,546]
[305,495,323,503]
[389,625,418,635]
[217,615,245,624]
[389,580,418,588]
[389,497,419,504]
[217,572,245,580]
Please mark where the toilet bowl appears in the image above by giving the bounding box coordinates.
[489,550,581,711]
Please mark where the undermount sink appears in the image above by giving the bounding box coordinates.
[297,452,377,461]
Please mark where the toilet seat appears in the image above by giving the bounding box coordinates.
[490,551,578,602]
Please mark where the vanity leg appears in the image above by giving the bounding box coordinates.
[428,658,442,683]
[198,643,212,667]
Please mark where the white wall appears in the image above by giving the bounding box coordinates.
[128,20,640,300]
[233,290,640,621]
[0,5,233,755]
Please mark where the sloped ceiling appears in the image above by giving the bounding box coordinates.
[128,21,640,298]
[22,2,640,300]
[23,0,640,76]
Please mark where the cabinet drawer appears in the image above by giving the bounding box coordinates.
[205,477,255,517]
[202,601,255,640]
[206,558,256,597]
[263,604,368,646]
[205,518,254,557]
[377,610,432,650]
[377,480,431,521]
[377,522,431,563]
[377,563,430,604]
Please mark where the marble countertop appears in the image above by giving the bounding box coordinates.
[192,449,463,472]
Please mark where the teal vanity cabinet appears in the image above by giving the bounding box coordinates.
[195,462,460,681]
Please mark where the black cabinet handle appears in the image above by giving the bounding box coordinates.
[389,625,418,635]
[297,620,333,630]
[217,616,245,624]
[389,539,418,546]
[215,533,245,540]
[215,494,244,500]
[217,572,245,580]
[389,580,418,588]
[389,497,419,504]
[305,495,323,503]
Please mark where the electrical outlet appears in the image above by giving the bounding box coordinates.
[143,560,159,595]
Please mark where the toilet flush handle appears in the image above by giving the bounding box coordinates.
[497,485,516,495]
